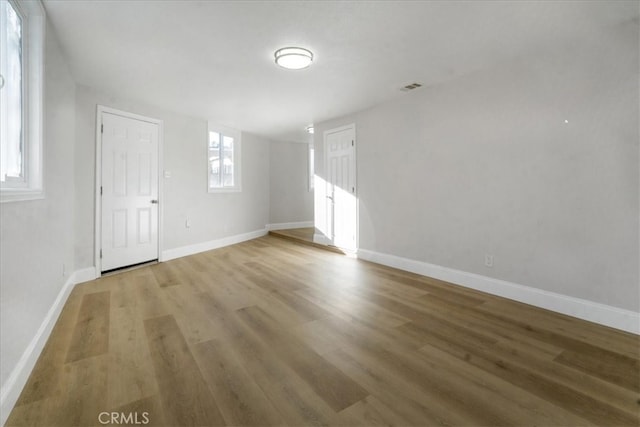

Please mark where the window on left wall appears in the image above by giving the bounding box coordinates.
[0,0,44,202]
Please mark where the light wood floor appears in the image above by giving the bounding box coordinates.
[7,235,640,426]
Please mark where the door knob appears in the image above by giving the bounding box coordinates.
[150,199,159,204]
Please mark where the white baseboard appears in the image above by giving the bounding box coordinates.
[73,266,97,284]
[161,228,268,261]
[357,249,640,335]
[0,270,80,426]
[266,221,314,231]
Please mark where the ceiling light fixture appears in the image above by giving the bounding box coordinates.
[274,47,313,70]
[306,125,314,134]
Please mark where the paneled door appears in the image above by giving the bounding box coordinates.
[100,111,159,272]
[325,125,357,251]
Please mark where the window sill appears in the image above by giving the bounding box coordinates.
[208,187,242,194]
[1,188,45,203]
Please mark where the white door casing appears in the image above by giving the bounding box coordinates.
[99,109,160,272]
[325,124,357,251]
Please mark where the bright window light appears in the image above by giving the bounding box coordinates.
[0,0,44,202]
[208,122,241,193]
[1,1,24,184]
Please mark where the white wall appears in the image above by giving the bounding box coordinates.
[269,140,313,225]
[0,24,76,388]
[74,85,270,268]
[315,19,639,312]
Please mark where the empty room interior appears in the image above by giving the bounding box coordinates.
[1,0,639,426]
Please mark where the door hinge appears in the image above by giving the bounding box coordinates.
[101,124,104,134]
[351,140,354,146]
[352,187,355,193]
[100,186,103,196]
[100,249,102,258]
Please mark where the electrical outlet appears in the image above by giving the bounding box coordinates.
[484,254,494,268]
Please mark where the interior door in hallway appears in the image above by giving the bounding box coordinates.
[100,111,159,271]
[325,125,356,251]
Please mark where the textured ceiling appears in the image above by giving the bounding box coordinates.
[43,0,639,142]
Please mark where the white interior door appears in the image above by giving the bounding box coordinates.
[325,125,356,251]
[101,111,159,271]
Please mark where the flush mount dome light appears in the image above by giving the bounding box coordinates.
[274,47,313,70]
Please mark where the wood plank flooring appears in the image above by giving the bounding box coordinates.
[6,235,640,426]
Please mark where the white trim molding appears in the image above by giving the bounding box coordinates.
[73,267,98,284]
[357,249,640,335]
[267,221,314,231]
[162,228,268,261]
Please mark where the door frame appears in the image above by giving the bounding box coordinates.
[322,123,357,251]
[94,105,164,276]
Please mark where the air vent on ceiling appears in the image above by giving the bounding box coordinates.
[401,82,423,91]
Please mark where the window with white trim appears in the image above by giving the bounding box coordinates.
[0,0,44,202]
[208,122,241,192]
